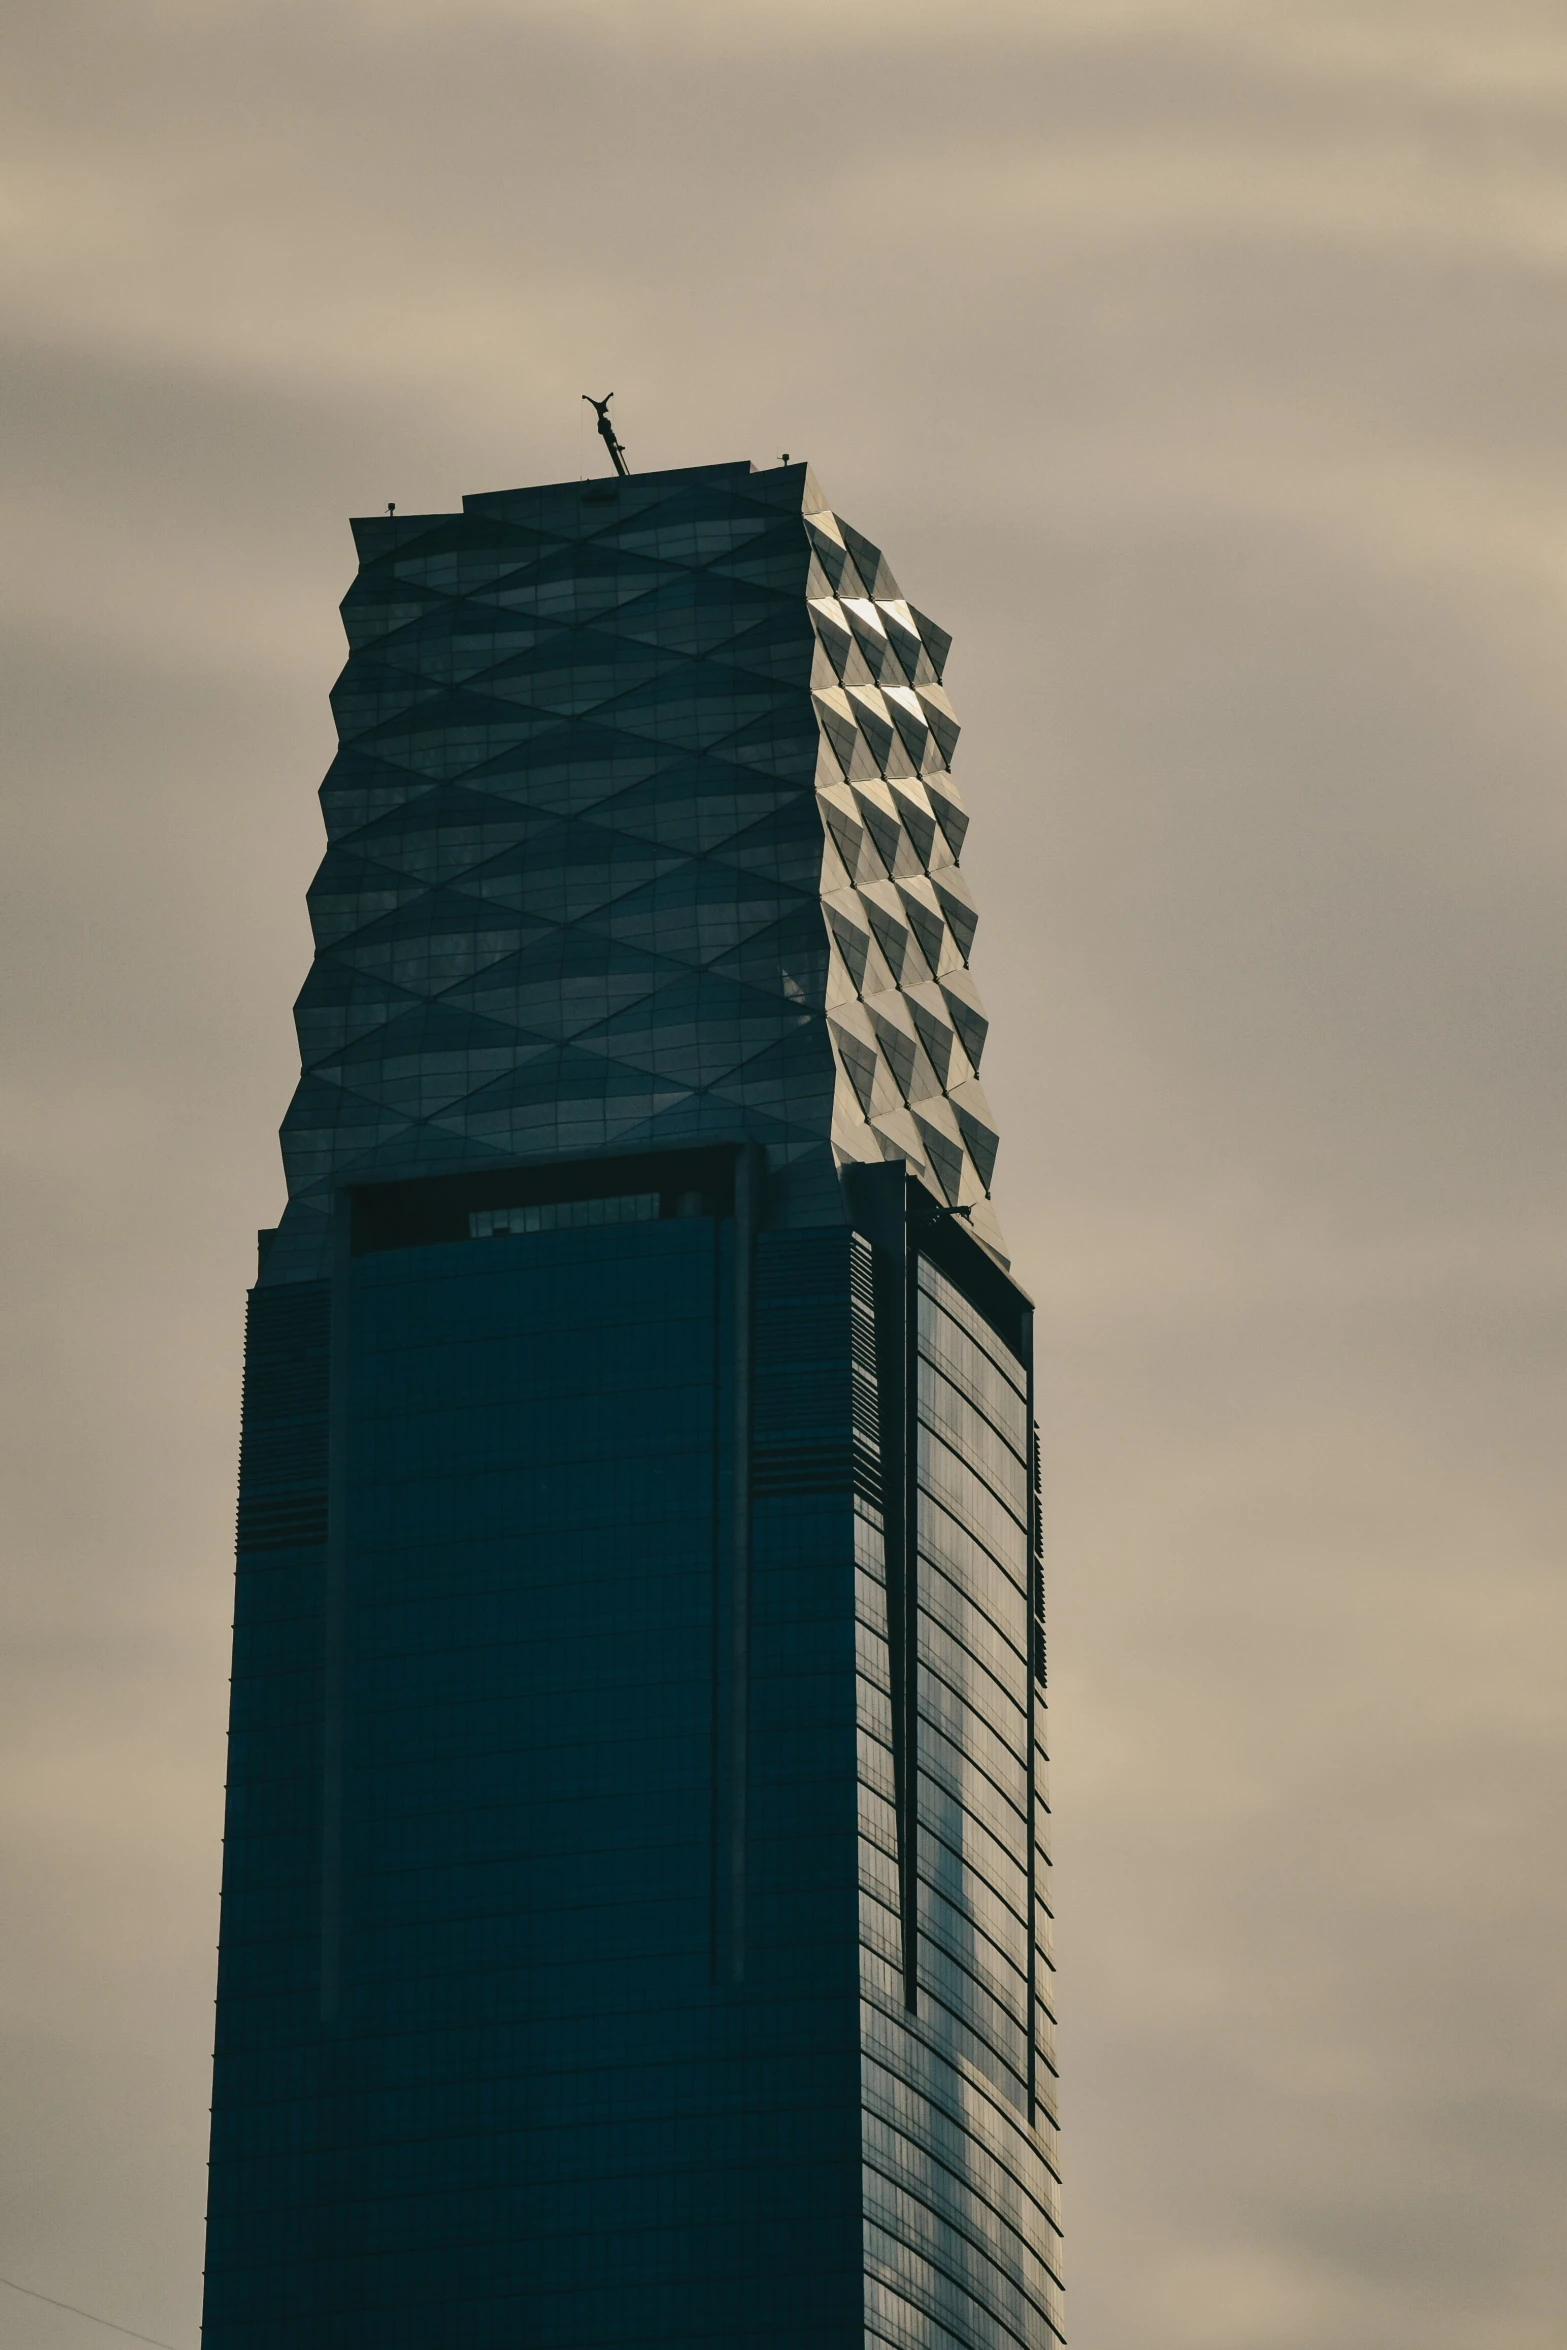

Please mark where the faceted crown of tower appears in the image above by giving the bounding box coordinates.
[264,460,1004,1284]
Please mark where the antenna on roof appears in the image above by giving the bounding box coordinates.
[582,392,630,479]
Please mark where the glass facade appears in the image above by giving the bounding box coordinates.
[205,462,1060,2347]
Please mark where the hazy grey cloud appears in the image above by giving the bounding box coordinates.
[2,4,1564,2345]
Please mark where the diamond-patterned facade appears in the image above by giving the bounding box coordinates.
[261,459,1006,1285]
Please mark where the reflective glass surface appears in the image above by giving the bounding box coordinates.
[853,1257,1061,2350]
[209,1218,870,2348]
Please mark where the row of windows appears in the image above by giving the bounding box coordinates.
[351,1399,717,1474]
[220,1860,855,1959]
[211,2018,861,2114]
[231,1654,715,1722]
[918,1673,1028,1817]
[916,1294,1027,1440]
[918,1869,1028,1996]
[340,1758,715,1834]
[227,1640,722,1714]
[919,1556,1028,1706]
[327,1045,816,1112]
[211,2085,860,2168]
[918,1435,1027,1577]
[859,1885,904,1981]
[233,1617,716,1692]
[915,1904,1026,2048]
[353,1237,715,1313]
[349,666,795,718]
[859,1846,902,1941]
[223,1679,736,1765]
[354,1238,717,1307]
[382,537,778,597]
[225,1654,878,1729]
[861,2058,1061,2240]
[918,1361,1027,1515]
[867,2274,1006,2350]
[858,1778,900,1865]
[867,2282,1063,2350]
[919,1617,1026,1751]
[325,702,796,770]
[361,701,815,757]
[322,930,819,996]
[322,1584,721,1652]
[226,1790,850,1889]
[865,2122,1063,2304]
[917,1262,1026,1398]
[230,1581,324,1637]
[865,2217,1057,2350]
[218,1974,863,2060]
[361,556,779,615]
[221,1889,718,1986]
[861,1879,1033,2062]
[221,1922,886,2009]
[858,1727,898,1817]
[859,2016,1060,2197]
[208,2254,863,2339]
[218,1841,710,1934]
[370,570,790,623]
[345,1468,716,1541]
[916,1528,1024,1665]
[210,2312,857,2350]
[867,2051,1055,2198]
[920,1597,1029,1748]
[221,1943,878,2029]
[212,2157,859,2245]
[327,751,810,827]
[313,817,801,895]
[232,1685,719,1772]
[856,1610,894,1700]
[920,1297,1029,1419]
[212,1925,750,1996]
[919,1787,1029,1934]
[212,1973,869,2068]
[319,982,822,1048]
[918,1713,1028,1850]
[307,1525,723,1594]
[917,1931,1028,2083]
[292,1625,718,1694]
[862,1947,1025,2119]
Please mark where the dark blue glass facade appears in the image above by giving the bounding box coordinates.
[206,461,1060,2347]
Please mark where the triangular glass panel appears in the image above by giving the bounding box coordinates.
[930,871,979,963]
[850,788,909,879]
[838,517,901,603]
[937,972,989,1070]
[911,1114,966,1206]
[907,602,953,680]
[887,782,939,870]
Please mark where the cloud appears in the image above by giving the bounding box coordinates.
[2,4,1565,2346]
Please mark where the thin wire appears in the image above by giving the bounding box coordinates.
[0,2273,181,2350]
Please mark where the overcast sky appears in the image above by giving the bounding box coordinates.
[3,4,1565,2346]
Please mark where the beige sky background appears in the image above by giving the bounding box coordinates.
[3,3,1565,2345]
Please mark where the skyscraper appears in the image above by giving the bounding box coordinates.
[205,458,1062,2349]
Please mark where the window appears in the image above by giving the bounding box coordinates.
[468,1193,661,1238]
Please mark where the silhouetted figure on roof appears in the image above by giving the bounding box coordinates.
[583,393,630,479]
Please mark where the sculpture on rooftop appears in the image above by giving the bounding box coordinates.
[582,392,630,479]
